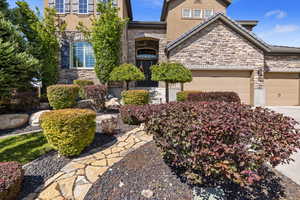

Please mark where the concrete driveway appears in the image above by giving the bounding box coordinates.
[267,106,300,185]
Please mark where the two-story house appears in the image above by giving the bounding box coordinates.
[45,0,300,106]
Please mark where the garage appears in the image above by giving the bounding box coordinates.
[184,70,252,104]
[265,73,300,106]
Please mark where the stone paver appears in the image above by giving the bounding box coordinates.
[268,106,300,185]
[33,126,152,200]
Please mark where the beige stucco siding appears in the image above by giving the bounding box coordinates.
[165,0,227,41]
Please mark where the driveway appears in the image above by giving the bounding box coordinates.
[267,106,300,185]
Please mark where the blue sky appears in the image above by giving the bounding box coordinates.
[8,0,300,47]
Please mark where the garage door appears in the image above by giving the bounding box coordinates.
[265,73,300,106]
[184,71,251,104]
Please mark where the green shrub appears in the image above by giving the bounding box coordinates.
[73,80,94,99]
[47,84,79,109]
[40,109,96,156]
[176,91,200,102]
[188,91,241,103]
[122,90,149,105]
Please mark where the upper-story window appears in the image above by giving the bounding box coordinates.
[182,8,192,18]
[98,0,118,6]
[193,9,202,19]
[72,42,95,68]
[204,9,214,18]
[79,0,88,14]
[55,0,64,13]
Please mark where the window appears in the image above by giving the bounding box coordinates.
[79,0,88,14]
[72,42,95,68]
[182,8,192,18]
[55,0,64,13]
[204,9,214,18]
[193,9,202,18]
[98,0,117,6]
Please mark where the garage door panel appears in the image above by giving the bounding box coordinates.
[185,71,251,104]
[265,73,300,106]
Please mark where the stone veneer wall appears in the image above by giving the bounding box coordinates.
[265,55,300,72]
[167,20,265,89]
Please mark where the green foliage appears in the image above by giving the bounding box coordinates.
[47,85,80,109]
[122,90,150,105]
[0,132,52,164]
[0,15,39,102]
[0,0,9,18]
[73,80,94,99]
[109,64,145,90]
[176,91,189,102]
[13,2,66,92]
[40,109,96,156]
[78,1,127,84]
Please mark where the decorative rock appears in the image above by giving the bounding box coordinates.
[193,187,226,200]
[76,99,94,109]
[29,110,50,127]
[105,98,121,108]
[96,114,118,123]
[39,102,50,110]
[0,114,29,130]
[141,189,154,198]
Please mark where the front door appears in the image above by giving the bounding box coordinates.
[136,60,158,87]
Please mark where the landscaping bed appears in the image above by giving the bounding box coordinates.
[85,142,300,200]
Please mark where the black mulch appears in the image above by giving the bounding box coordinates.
[19,115,137,199]
[85,142,300,200]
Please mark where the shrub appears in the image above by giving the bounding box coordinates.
[122,90,150,105]
[85,85,107,112]
[176,91,201,102]
[187,91,241,103]
[40,109,96,156]
[109,63,145,90]
[145,102,300,186]
[47,84,80,109]
[101,117,118,135]
[73,80,94,99]
[0,162,24,200]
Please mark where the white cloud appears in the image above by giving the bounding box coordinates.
[265,10,287,19]
[274,24,300,33]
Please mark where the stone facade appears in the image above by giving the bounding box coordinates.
[59,69,99,84]
[265,55,300,72]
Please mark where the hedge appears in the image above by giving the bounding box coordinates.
[47,84,80,109]
[121,90,149,105]
[144,101,300,186]
[177,91,241,103]
[0,162,24,200]
[40,109,96,156]
[73,80,94,99]
[176,91,201,102]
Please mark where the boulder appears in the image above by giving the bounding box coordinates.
[29,110,51,127]
[96,114,119,123]
[77,99,94,109]
[105,98,121,108]
[0,114,29,130]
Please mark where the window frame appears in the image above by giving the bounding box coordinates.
[70,41,95,69]
[182,8,192,18]
[193,9,202,19]
[204,9,214,19]
[78,0,89,14]
[55,0,65,14]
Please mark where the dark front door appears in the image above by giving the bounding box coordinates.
[136,60,158,87]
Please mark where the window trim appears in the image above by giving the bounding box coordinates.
[182,8,192,18]
[55,0,65,14]
[193,9,202,19]
[204,8,214,19]
[70,42,95,69]
[78,0,89,14]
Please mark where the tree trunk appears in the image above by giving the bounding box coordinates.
[180,83,184,91]
[166,82,169,103]
[126,81,129,90]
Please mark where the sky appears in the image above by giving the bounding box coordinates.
[7,0,300,47]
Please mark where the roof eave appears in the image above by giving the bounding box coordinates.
[126,0,133,20]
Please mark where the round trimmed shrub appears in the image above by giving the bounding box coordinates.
[0,162,23,200]
[121,90,149,105]
[73,80,94,99]
[47,84,80,109]
[40,109,96,156]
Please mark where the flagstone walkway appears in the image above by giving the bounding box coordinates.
[32,126,152,200]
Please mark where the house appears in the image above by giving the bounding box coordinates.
[45,0,300,106]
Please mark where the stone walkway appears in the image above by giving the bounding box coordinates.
[31,126,152,200]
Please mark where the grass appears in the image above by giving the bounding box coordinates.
[0,132,53,164]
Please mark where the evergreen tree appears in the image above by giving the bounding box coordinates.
[0,0,9,18]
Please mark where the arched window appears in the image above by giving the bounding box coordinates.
[55,0,64,13]
[72,42,95,68]
[79,0,88,14]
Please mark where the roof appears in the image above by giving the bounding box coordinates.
[160,0,232,21]
[128,21,166,29]
[268,45,300,55]
[166,13,270,53]
[125,0,133,20]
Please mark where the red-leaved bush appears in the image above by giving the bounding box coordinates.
[0,162,24,200]
[85,85,107,112]
[187,91,241,103]
[145,101,300,186]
